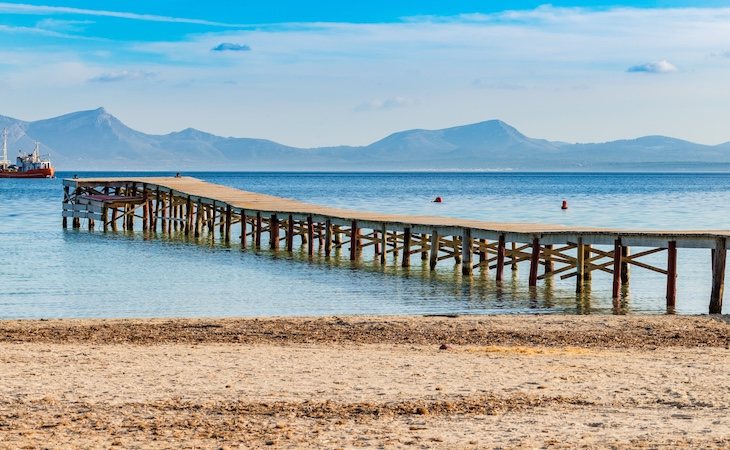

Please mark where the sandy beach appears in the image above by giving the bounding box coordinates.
[0,315,728,448]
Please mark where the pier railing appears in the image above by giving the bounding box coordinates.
[62,176,728,314]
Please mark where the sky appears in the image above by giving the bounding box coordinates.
[2,1,730,147]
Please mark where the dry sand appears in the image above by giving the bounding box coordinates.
[0,315,728,448]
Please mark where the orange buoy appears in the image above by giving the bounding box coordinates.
[433,196,443,203]
[561,200,568,210]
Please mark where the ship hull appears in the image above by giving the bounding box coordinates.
[0,168,55,178]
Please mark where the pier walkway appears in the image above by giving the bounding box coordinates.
[62,176,728,313]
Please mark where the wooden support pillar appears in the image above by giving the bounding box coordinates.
[111,207,118,232]
[185,197,192,236]
[478,239,487,268]
[269,214,279,249]
[710,237,726,314]
[102,206,108,232]
[307,216,314,256]
[543,244,553,275]
[88,216,94,231]
[496,235,506,282]
[286,215,294,252]
[224,205,232,242]
[454,236,461,264]
[429,230,439,270]
[666,241,677,309]
[62,185,69,228]
[621,246,631,284]
[401,227,411,267]
[379,224,387,264]
[255,212,262,248]
[350,220,359,261]
[142,186,149,231]
[240,210,247,248]
[583,244,592,281]
[194,199,202,237]
[154,187,160,231]
[528,237,540,286]
[461,228,472,275]
[420,234,428,260]
[511,242,518,271]
[374,230,381,256]
[324,219,332,256]
[576,238,585,294]
[612,239,622,299]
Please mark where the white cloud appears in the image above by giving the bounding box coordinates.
[211,43,251,52]
[88,70,155,83]
[354,97,417,112]
[0,2,242,27]
[627,59,678,73]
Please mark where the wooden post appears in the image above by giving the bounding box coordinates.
[102,205,108,232]
[380,224,387,264]
[612,239,622,299]
[185,196,192,236]
[142,185,149,231]
[111,206,118,231]
[240,210,247,248]
[576,238,585,294]
[350,220,359,261]
[324,219,332,256]
[666,241,677,309]
[307,216,314,256]
[62,185,69,228]
[255,212,262,248]
[420,234,428,260]
[621,246,631,284]
[461,228,472,275]
[496,235,506,282]
[194,199,202,237]
[286,215,294,252]
[543,244,553,275]
[454,236,461,264]
[511,242,517,271]
[583,244,592,281]
[154,187,160,231]
[402,227,411,268]
[224,205,232,242]
[710,237,726,314]
[478,239,487,269]
[528,237,540,286]
[429,230,439,270]
[269,214,279,249]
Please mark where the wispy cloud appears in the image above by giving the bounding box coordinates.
[211,43,251,52]
[88,70,155,83]
[0,2,243,27]
[627,59,678,74]
[354,97,417,112]
[36,18,94,33]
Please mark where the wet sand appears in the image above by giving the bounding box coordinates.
[0,315,728,448]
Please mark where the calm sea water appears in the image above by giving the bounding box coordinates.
[0,171,728,318]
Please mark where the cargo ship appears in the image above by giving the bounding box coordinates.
[0,128,55,178]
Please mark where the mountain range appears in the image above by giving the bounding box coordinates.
[1,107,729,171]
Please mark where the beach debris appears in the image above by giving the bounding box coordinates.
[439,343,452,350]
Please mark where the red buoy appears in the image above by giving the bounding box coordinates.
[433,196,443,203]
[561,200,568,210]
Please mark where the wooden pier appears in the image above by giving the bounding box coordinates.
[62,176,728,314]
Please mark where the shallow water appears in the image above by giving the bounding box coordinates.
[0,172,728,318]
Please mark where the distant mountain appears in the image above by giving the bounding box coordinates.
[1,107,729,171]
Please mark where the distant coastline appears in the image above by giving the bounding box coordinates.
[3,108,730,172]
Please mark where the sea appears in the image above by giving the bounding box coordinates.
[0,171,728,318]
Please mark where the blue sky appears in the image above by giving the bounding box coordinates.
[1,1,730,146]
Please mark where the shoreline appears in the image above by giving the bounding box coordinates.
[0,314,727,347]
[1,315,728,448]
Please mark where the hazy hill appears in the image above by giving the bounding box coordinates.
[1,107,729,171]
